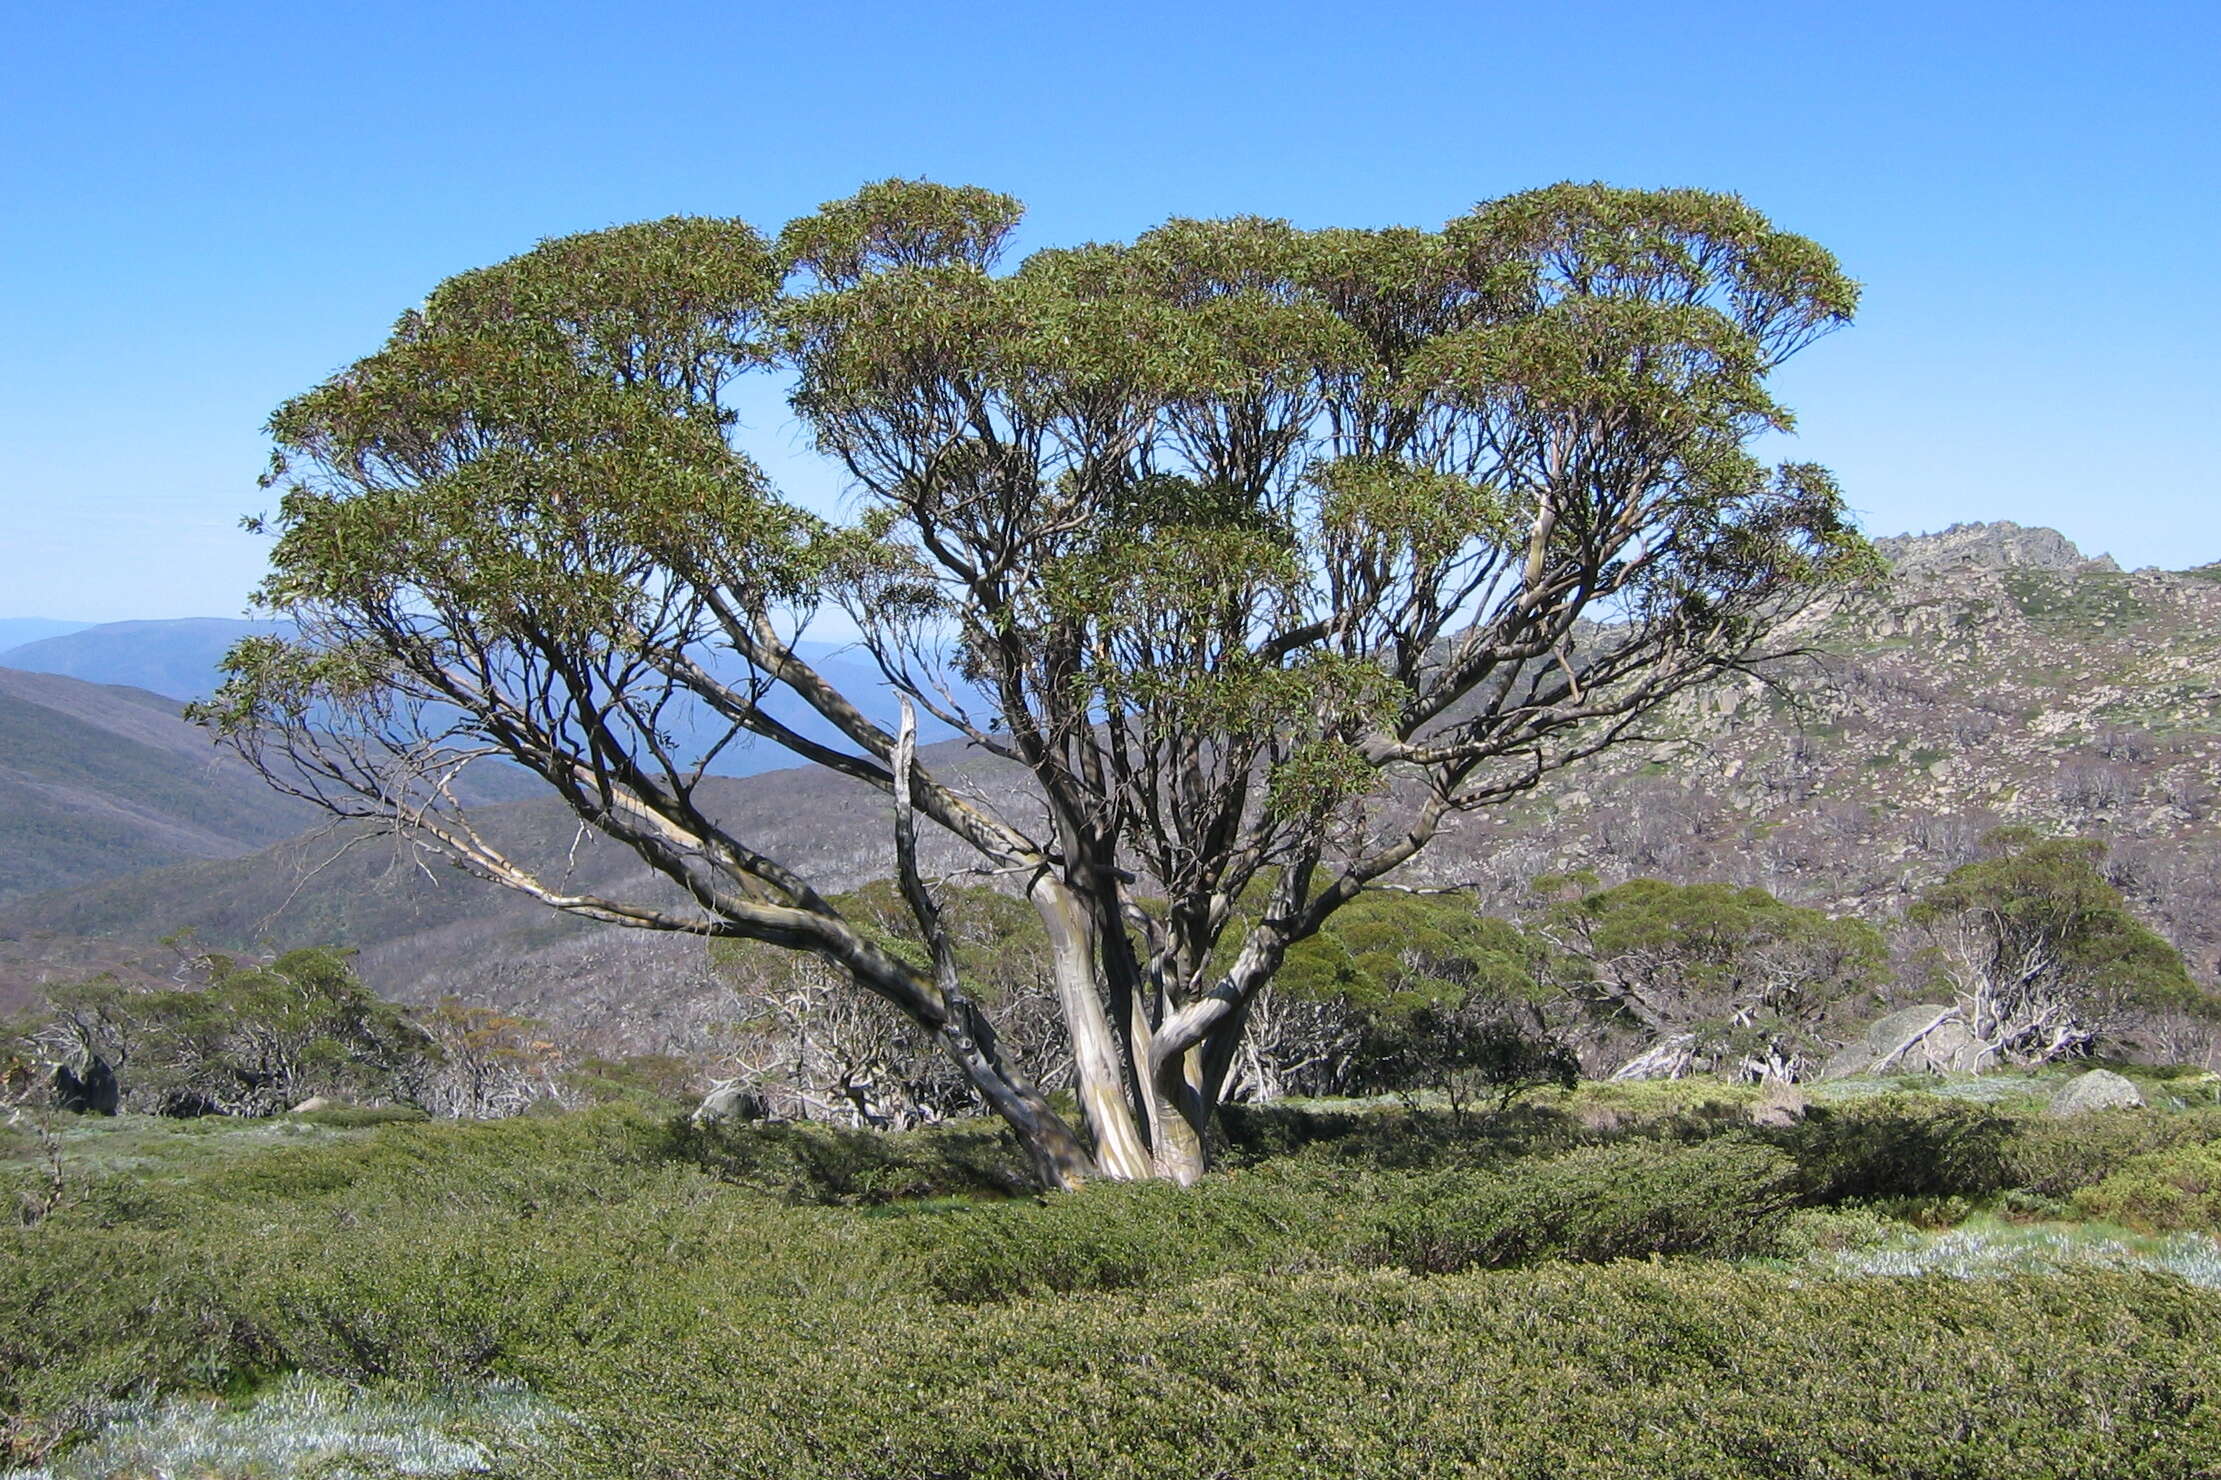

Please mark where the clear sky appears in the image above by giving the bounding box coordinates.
[3,0,2214,620]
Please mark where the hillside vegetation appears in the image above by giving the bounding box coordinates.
[10,1084,2221,1477]
[0,668,322,914]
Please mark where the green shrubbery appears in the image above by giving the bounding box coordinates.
[547,1267,2221,1480]
[2006,1107,2221,1195]
[1775,1093,2015,1202]
[2075,1141,2221,1232]
[669,1114,1037,1204]
[9,1093,2221,1477]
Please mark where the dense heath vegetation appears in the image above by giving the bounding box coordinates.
[11,1078,2221,1477]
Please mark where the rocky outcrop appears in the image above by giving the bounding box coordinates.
[1875,521,2118,576]
[50,1052,119,1114]
[1822,1005,1989,1079]
[691,1081,770,1125]
[2045,1068,2145,1116]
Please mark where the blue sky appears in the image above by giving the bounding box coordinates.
[2,0,2214,620]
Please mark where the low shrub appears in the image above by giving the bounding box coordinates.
[1776,1093,2013,1202]
[2004,1108,2221,1196]
[917,1137,1803,1302]
[909,1167,1359,1302]
[1369,1137,1801,1272]
[16,1100,2221,1480]
[538,1265,2221,1480]
[669,1117,1034,1204]
[2074,1141,2221,1232]
[187,1104,678,1216]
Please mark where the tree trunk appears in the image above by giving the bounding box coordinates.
[1146,1042,1212,1186]
[1030,876,1154,1180]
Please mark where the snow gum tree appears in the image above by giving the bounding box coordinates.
[201,180,1872,1186]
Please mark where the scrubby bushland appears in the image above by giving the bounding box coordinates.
[669,1114,1038,1205]
[10,1096,2221,1477]
[2004,1107,2221,1196]
[2074,1141,2221,1232]
[1912,829,2211,1065]
[547,1268,2221,1480]
[908,1137,1800,1303]
[1538,873,1890,1080]
[29,946,432,1116]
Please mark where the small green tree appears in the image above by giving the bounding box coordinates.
[39,948,433,1115]
[202,179,1868,1184]
[1240,889,1560,1103]
[1542,877,1888,1080]
[1910,830,2207,1063]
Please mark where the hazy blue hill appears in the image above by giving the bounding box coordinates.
[0,617,290,702]
[0,732,1029,1031]
[0,667,325,904]
[0,617,91,649]
[0,622,973,775]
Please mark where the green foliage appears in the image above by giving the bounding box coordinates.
[551,1267,2221,1480]
[1272,890,1541,1014]
[563,1053,700,1108]
[13,1098,2221,1477]
[669,1116,1034,1205]
[1360,1009,1580,1119]
[1910,830,2212,1056]
[1777,1094,2014,1203]
[1547,877,1888,1073]
[2074,1141,2221,1231]
[2003,1108,2221,1196]
[918,1138,1798,1303]
[777,179,1024,287]
[1366,1137,1800,1272]
[41,947,433,1116]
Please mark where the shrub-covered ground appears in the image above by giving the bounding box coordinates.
[9,1073,2221,1478]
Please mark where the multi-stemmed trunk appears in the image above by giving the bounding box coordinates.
[1023,873,1287,1186]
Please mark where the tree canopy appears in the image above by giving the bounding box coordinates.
[1542,876,1889,1080]
[1911,829,2206,1062]
[201,178,1869,1185]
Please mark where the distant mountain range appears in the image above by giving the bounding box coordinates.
[0,618,287,702]
[0,665,324,909]
[2,522,2216,1051]
[0,619,969,775]
[0,618,93,651]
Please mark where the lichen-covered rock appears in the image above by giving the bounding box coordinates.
[2045,1068,2145,1117]
[692,1081,769,1125]
[1822,1005,1985,1079]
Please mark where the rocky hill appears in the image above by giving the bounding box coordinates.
[3,523,2216,1048]
[1392,522,2221,986]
